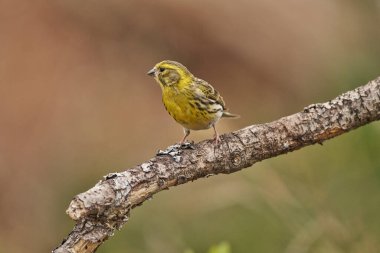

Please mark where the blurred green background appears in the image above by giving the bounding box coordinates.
[1,0,380,252]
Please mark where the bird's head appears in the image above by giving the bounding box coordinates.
[147,60,193,88]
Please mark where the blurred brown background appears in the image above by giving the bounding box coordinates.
[1,0,380,252]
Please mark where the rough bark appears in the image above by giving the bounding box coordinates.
[53,77,380,253]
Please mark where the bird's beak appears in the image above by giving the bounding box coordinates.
[147,68,156,77]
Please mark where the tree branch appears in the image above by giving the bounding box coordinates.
[53,77,380,253]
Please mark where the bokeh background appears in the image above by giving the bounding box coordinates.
[1,0,380,252]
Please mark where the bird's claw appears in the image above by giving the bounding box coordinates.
[180,141,195,149]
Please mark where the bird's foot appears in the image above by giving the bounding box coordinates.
[213,134,221,145]
[179,140,195,149]
[156,141,194,163]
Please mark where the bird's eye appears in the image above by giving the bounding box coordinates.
[159,67,165,72]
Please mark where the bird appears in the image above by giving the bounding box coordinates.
[147,60,239,144]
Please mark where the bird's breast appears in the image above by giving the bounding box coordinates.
[161,89,222,130]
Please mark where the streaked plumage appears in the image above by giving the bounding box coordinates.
[147,60,238,144]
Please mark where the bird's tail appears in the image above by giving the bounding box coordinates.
[222,111,240,118]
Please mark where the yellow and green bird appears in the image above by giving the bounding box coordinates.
[147,60,238,144]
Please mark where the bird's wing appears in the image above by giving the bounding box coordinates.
[194,78,226,110]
